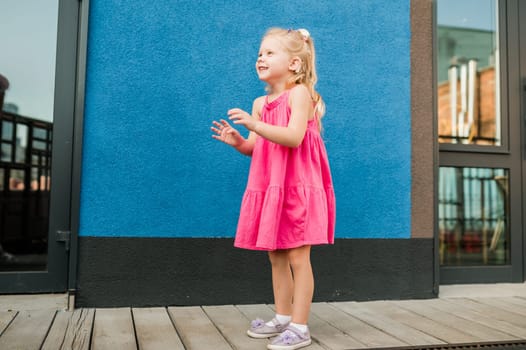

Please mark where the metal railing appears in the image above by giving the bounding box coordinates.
[0,111,52,254]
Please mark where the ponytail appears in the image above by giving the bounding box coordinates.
[264,28,326,128]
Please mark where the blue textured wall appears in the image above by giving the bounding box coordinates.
[80,0,411,238]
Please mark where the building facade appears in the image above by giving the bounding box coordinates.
[1,0,523,307]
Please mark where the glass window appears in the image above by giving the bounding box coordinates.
[31,167,40,191]
[437,0,500,145]
[15,124,28,163]
[0,0,58,272]
[1,121,13,141]
[9,169,25,191]
[33,127,47,140]
[32,140,47,151]
[439,167,509,266]
[1,2,57,122]
[1,143,12,162]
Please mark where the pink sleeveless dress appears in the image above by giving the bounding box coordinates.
[234,89,336,251]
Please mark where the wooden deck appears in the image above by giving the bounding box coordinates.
[1,297,526,349]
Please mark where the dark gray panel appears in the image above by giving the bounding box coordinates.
[76,238,435,307]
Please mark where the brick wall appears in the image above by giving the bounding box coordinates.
[438,66,496,145]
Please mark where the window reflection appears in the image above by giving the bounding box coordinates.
[16,124,28,163]
[1,121,13,140]
[437,0,500,145]
[439,167,509,266]
[1,143,12,162]
[0,0,58,271]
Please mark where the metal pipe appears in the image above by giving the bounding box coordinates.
[448,66,458,143]
[467,59,477,142]
[459,63,468,142]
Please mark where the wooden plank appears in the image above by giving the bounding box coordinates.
[168,306,232,350]
[132,308,184,350]
[314,303,408,348]
[0,293,68,312]
[395,300,519,342]
[449,298,526,328]
[428,299,526,339]
[42,308,94,350]
[474,297,526,317]
[203,305,268,350]
[0,309,56,350]
[91,308,136,350]
[308,311,367,349]
[235,304,275,323]
[336,301,445,346]
[0,311,16,335]
[499,296,526,308]
[365,301,479,344]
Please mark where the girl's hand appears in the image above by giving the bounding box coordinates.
[211,119,244,147]
[228,108,259,132]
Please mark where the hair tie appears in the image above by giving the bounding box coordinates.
[297,28,310,42]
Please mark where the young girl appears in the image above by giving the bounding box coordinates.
[211,27,335,350]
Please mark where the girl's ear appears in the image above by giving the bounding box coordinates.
[289,57,302,73]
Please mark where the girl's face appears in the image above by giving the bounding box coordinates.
[256,36,294,85]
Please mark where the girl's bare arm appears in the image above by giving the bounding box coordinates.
[228,85,312,148]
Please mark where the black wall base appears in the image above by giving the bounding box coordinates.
[75,237,436,307]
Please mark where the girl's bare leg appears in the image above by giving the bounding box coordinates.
[287,245,313,325]
[268,250,293,317]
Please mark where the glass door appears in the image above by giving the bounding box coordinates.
[437,0,523,283]
[519,0,526,284]
[0,0,79,292]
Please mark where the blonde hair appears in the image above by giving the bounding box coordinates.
[263,27,326,122]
